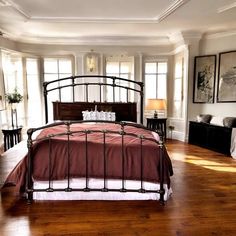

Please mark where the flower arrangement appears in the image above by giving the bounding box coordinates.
[5,88,23,104]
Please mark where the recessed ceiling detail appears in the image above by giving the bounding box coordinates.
[0,0,236,45]
[3,0,189,23]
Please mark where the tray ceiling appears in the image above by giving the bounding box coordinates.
[0,0,236,45]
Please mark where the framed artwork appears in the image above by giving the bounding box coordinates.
[217,51,236,102]
[193,55,216,103]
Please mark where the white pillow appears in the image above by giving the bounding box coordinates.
[210,117,224,126]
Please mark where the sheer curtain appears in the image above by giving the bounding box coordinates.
[26,58,42,127]
[1,52,43,131]
[1,51,24,127]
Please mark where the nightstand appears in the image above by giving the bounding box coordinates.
[2,127,22,151]
[146,118,167,141]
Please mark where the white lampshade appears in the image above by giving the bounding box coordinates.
[146,99,166,110]
[145,99,166,118]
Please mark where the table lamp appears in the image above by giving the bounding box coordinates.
[145,99,166,118]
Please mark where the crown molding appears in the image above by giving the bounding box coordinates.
[155,0,190,22]
[170,44,188,55]
[2,0,30,18]
[0,0,11,7]
[29,17,157,24]
[203,29,236,39]
[168,31,202,44]
[7,34,171,46]
[217,1,236,13]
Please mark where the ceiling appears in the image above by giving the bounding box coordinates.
[0,0,236,45]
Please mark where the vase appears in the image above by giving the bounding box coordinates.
[10,103,18,128]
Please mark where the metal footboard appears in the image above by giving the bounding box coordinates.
[26,121,166,205]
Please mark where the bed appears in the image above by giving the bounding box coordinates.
[3,75,173,205]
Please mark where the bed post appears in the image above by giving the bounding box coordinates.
[26,128,34,204]
[159,139,165,205]
[140,82,144,124]
[43,82,49,124]
[72,76,75,102]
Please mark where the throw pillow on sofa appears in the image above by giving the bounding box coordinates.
[197,114,212,123]
[223,117,236,128]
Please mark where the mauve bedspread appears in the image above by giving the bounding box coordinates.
[3,123,173,192]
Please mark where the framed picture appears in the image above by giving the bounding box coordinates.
[217,51,236,102]
[193,55,216,103]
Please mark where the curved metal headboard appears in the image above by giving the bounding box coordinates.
[43,75,144,124]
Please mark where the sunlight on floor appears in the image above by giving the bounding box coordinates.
[171,152,236,173]
[1,217,30,236]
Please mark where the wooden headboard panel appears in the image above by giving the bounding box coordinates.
[53,101,137,122]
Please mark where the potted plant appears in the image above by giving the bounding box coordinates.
[5,88,23,128]
[5,88,23,104]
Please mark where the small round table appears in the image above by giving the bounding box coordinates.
[1,126,22,151]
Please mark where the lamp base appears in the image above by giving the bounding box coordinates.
[154,110,158,119]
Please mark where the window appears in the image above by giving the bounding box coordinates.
[43,57,73,121]
[2,51,24,126]
[106,58,134,102]
[2,52,44,128]
[174,58,183,118]
[144,62,167,100]
[1,53,74,131]
[26,58,42,127]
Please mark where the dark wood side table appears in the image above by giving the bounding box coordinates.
[146,118,167,141]
[2,127,22,151]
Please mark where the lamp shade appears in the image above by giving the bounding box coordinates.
[145,99,166,110]
[145,99,166,118]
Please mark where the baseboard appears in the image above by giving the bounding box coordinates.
[168,130,185,142]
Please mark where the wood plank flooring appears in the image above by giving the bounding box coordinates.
[0,140,236,236]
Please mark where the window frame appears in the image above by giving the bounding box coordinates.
[105,57,134,102]
[42,56,74,122]
[144,61,168,100]
[173,57,184,118]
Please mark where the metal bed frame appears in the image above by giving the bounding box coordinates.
[26,120,166,205]
[25,75,169,205]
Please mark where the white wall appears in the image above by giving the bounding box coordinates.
[187,34,236,122]
[167,45,190,141]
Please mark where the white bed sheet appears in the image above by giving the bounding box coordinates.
[231,128,236,159]
[33,178,172,201]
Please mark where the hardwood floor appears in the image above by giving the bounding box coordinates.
[0,140,236,236]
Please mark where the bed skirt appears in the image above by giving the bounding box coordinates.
[33,178,172,201]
